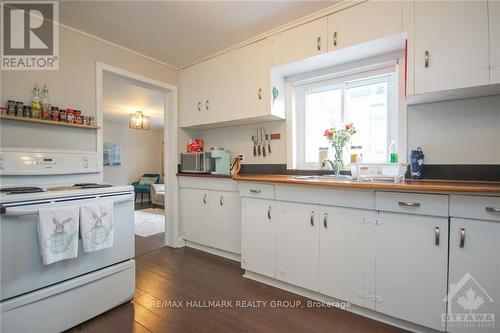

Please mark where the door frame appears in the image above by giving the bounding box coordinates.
[96,62,183,248]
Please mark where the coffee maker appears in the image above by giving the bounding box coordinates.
[211,147,231,175]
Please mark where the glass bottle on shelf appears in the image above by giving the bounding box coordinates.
[31,83,42,119]
[41,85,51,120]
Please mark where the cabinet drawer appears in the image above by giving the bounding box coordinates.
[450,195,500,222]
[376,192,449,217]
[238,183,275,200]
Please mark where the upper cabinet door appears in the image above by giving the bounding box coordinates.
[490,0,500,84]
[233,38,272,120]
[204,52,235,124]
[271,17,328,67]
[327,1,403,52]
[179,62,206,127]
[414,1,490,94]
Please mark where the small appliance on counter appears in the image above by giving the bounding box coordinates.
[180,152,214,173]
[211,147,231,175]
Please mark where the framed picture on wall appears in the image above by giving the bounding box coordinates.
[103,143,122,166]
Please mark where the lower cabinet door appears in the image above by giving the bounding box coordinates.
[181,188,211,246]
[319,206,376,309]
[241,198,277,278]
[277,202,320,291]
[375,212,448,331]
[447,218,500,333]
[210,191,241,254]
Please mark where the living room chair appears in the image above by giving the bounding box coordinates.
[131,173,160,205]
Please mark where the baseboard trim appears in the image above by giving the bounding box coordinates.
[185,240,241,262]
[243,271,440,333]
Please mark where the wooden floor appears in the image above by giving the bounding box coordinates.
[135,234,165,257]
[68,246,407,333]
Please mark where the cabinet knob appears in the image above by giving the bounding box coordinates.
[219,195,224,206]
[267,206,272,220]
[317,36,321,51]
[197,101,202,111]
[203,194,207,204]
[206,99,210,110]
[250,189,261,194]
[459,228,465,248]
[323,213,328,228]
[398,201,421,207]
[333,32,338,47]
[486,206,500,213]
[434,226,440,246]
[310,211,315,226]
[425,50,430,68]
[258,88,262,100]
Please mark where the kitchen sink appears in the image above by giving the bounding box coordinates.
[292,175,354,182]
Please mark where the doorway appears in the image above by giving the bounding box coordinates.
[96,63,181,256]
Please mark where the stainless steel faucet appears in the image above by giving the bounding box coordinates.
[321,159,335,170]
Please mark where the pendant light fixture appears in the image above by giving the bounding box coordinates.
[128,110,150,130]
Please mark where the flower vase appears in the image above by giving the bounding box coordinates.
[333,147,344,177]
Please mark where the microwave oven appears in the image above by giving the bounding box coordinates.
[180,152,214,173]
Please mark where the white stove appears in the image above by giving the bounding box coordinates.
[0,148,136,332]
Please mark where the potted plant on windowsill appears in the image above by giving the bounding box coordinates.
[323,123,356,177]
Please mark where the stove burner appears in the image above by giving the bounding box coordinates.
[0,187,45,194]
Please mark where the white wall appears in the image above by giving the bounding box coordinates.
[103,121,163,185]
[0,25,177,153]
[184,121,287,165]
[407,95,500,164]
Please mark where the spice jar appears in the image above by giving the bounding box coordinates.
[16,102,24,117]
[88,116,95,126]
[23,105,31,118]
[0,107,7,115]
[51,106,59,121]
[66,108,75,123]
[59,109,67,122]
[74,110,82,124]
[7,100,16,115]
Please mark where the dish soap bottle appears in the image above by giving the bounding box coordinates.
[389,140,398,163]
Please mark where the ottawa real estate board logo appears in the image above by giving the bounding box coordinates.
[1,1,59,70]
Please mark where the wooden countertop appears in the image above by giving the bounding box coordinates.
[177,172,233,179]
[232,174,500,193]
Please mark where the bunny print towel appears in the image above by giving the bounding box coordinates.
[38,206,80,265]
[80,201,114,252]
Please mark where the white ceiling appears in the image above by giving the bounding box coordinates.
[103,75,165,129]
[59,1,336,68]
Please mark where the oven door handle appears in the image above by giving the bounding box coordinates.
[0,194,133,216]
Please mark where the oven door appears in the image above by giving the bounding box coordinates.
[0,191,135,301]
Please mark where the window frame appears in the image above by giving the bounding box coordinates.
[290,64,399,170]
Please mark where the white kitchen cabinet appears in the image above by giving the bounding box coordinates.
[375,211,448,331]
[241,197,277,278]
[180,188,211,245]
[179,62,207,127]
[277,202,320,291]
[210,191,241,254]
[448,195,500,333]
[490,0,500,84]
[180,178,240,254]
[413,1,490,94]
[327,1,402,52]
[319,206,376,309]
[233,38,272,121]
[204,52,235,124]
[271,17,328,67]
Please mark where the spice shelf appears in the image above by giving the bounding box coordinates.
[0,114,100,130]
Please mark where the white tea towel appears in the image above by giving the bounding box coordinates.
[38,206,80,265]
[80,202,114,252]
